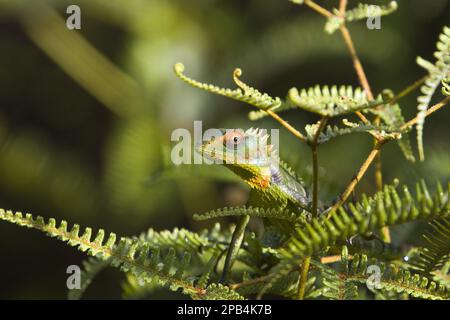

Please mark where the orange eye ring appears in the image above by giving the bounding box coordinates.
[224,130,244,146]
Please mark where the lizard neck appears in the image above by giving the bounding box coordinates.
[269,162,310,209]
[225,161,310,210]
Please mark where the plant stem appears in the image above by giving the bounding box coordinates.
[327,96,450,217]
[311,117,328,217]
[339,0,348,14]
[321,254,353,264]
[389,75,428,105]
[338,17,391,240]
[304,0,333,18]
[297,117,328,300]
[297,256,311,300]
[401,95,450,130]
[339,26,374,100]
[328,140,385,216]
[229,273,277,290]
[266,109,308,143]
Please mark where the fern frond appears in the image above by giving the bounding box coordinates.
[248,99,297,121]
[408,218,450,274]
[367,90,415,162]
[325,2,398,34]
[416,25,450,161]
[278,180,449,273]
[68,257,110,300]
[307,119,402,145]
[234,271,318,299]
[193,206,307,224]
[442,78,450,96]
[199,283,245,300]
[136,227,212,255]
[316,249,448,300]
[316,246,360,300]
[197,253,220,289]
[121,273,158,300]
[288,85,384,117]
[174,63,281,110]
[0,209,243,300]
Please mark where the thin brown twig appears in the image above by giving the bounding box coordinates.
[295,117,329,300]
[311,116,329,216]
[328,140,385,216]
[337,14,391,240]
[339,26,374,100]
[321,254,354,264]
[328,96,450,216]
[339,0,348,15]
[229,273,276,290]
[401,95,450,130]
[389,75,428,106]
[266,109,308,143]
[304,0,333,17]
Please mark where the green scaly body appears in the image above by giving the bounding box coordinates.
[199,128,311,282]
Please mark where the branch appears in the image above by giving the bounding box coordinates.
[401,96,450,130]
[328,140,385,215]
[266,109,308,143]
[304,0,333,18]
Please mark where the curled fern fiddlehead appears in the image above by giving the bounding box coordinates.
[173,63,281,110]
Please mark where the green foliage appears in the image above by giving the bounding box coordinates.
[325,2,398,34]
[193,206,307,224]
[0,209,243,300]
[305,119,401,145]
[0,1,449,301]
[173,63,281,110]
[407,218,450,275]
[443,78,450,96]
[416,25,450,161]
[367,92,415,162]
[317,248,448,300]
[68,258,110,300]
[288,85,384,117]
[280,180,449,259]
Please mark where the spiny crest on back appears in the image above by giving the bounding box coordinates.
[244,127,278,159]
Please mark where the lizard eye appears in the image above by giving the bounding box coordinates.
[225,131,244,147]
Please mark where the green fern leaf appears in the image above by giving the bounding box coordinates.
[68,257,110,300]
[325,2,398,34]
[416,25,450,161]
[193,206,307,224]
[0,209,243,300]
[307,119,402,145]
[316,249,448,300]
[277,180,449,277]
[288,85,385,117]
[367,90,415,162]
[174,63,281,110]
[199,283,245,300]
[407,217,450,274]
[442,78,450,96]
[248,99,297,121]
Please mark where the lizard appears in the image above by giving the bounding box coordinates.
[197,127,312,283]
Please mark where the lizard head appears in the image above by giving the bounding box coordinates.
[197,128,277,189]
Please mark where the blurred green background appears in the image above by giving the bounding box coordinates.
[0,0,448,299]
